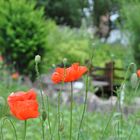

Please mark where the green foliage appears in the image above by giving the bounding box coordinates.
[42,22,132,73]
[120,0,140,67]
[92,43,132,68]
[42,24,91,71]
[37,0,88,27]
[0,0,48,79]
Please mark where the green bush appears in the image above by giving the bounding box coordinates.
[42,22,131,73]
[121,1,140,67]
[37,0,88,27]
[93,43,132,68]
[41,25,91,71]
[0,0,48,79]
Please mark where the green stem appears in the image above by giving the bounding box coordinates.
[117,63,135,139]
[0,120,3,140]
[9,119,18,140]
[35,63,45,109]
[126,80,140,140]
[121,63,136,87]
[41,119,45,140]
[0,117,18,140]
[23,120,27,140]
[100,108,115,140]
[51,114,58,138]
[117,88,123,140]
[120,104,123,140]
[134,79,140,96]
[77,76,89,140]
[70,82,73,140]
[127,119,136,140]
[58,89,61,140]
[57,64,65,140]
[46,96,53,140]
[35,62,46,140]
[117,122,120,139]
[100,62,131,140]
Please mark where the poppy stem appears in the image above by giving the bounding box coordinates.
[57,89,61,140]
[1,117,18,140]
[127,119,137,140]
[35,62,45,109]
[41,119,45,140]
[70,82,73,140]
[35,61,46,140]
[77,75,89,140]
[23,120,27,140]
[46,96,53,140]
[117,63,137,139]
[134,79,140,96]
[100,108,115,140]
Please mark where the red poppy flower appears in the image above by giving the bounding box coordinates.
[11,72,19,80]
[7,89,39,120]
[137,70,140,78]
[67,63,88,82]
[51,68,68,84]
[51,63,87,84]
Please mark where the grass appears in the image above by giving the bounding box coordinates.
[1,105,140,140]
[1,76,140,140]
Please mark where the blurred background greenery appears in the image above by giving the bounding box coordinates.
[0,0,137,80]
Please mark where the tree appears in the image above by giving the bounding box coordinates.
[36,0,88,27]
[93,0,119,38]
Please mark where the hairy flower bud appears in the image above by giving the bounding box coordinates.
[131,73,138,88]
[59,123,64,132]
[129,63,137,72]
[42,110,47,121]
[52,64,56,68]
[63,58,67,65]
[35,55,41,63]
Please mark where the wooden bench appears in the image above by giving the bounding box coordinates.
[89,61,125,97]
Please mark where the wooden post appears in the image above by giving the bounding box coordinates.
[105,61,114,97]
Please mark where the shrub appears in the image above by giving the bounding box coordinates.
[121,1,140,67]
[0,0,48,79]
[41,25,91,71]
[42,23,132,73]
[37,0,87,27]
[93,43,132,68]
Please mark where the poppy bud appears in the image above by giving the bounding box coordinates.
[0,96,5,106]
[130,63,135,67]
[131,73,138,88]
[42,110,47,121]
[129,63,137,72]
[52,64,56,68]
[35,55,41,63]
[59,123,64,132]
[63,58,67,65]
